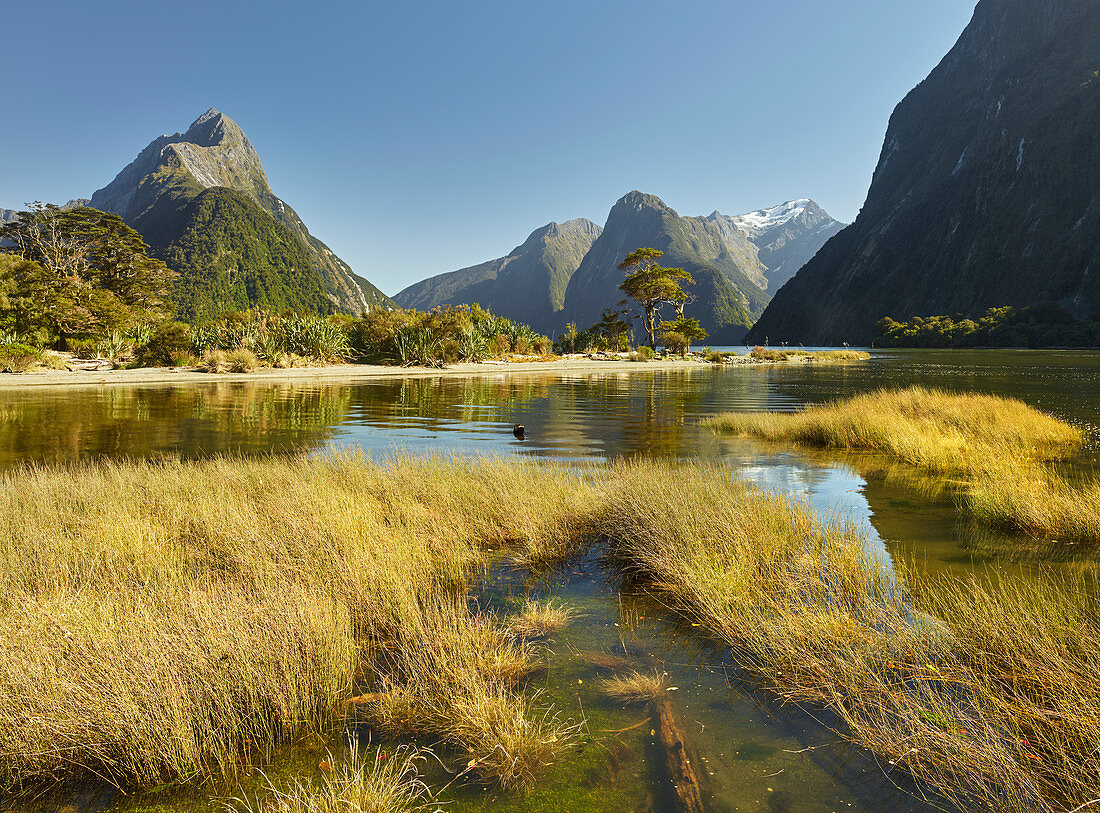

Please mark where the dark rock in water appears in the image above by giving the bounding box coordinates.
[513,423,525,439]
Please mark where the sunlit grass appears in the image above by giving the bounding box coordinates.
[598,670,669,705]
[595,458,1100,813]
[701,386,1082,476]
[229,740,435,813]
[0,453,594,790]
[505,599,577,639]
[2,453,1098,810]
[966,462,1100,548]
[748,346,871,362]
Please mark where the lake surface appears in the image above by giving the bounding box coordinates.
[4,349,1098,812]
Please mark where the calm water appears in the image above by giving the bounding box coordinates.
[5,349,1099,812]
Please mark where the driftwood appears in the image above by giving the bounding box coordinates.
[651,698,706,813]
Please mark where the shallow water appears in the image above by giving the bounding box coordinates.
[4,349,1099,811]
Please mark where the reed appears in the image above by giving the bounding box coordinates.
[748,347,871,361]
[594,458,1100,812]
[966,463,1100,547]
[702,386,1082,476]
[598,670,669,705]
[229,740,435,813]
[0,453,593,790]
[505,599,576,639]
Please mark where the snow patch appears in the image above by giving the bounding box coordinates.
[731,199,811,237]
[953,147,968,176]
[1016,138,1026,171]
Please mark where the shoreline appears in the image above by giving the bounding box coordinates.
[0,356,721,390]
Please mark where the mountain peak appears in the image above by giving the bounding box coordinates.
[614,190,670,212]
[189,107,223,129]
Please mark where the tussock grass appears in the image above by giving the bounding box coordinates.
[966,463,1100,547]
[702,386,1082,476]
[595,459,1100,812]
[598,670,669,705]
[229,740,435,813]
[200,347,262,373]
[749,346,871,362]
[0,453,595,791]
[505,599,576,639]
[364,593,572,789]
[3,453,1098,809]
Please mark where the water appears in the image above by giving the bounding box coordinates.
[4,349,1098,812]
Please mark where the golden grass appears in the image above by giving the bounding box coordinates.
[749,346,871,362]
[598,670,669,705]
[966,463,1100,547]
[0,453,595,790]
[701,386,1082,476]
[505,599,577,639]
[594,458,1100,812]
[229,740,435,813]
[3,452,1098,810]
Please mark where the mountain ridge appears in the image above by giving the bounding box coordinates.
[746,0,1100,345]
[88,108,391,315]
[393,218,601,332]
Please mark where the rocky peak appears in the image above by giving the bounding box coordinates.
[90,108,269,220]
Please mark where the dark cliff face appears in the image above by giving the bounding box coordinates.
[392,218,602,333]
[561,191,770,344]
[88,109,391,315]
[747,0,1100,345]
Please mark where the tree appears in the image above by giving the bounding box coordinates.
[617,248,694,349]
[0,203,175,345]
[594,304,633,351]
[658,317,707,356]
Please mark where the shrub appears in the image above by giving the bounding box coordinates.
[0,343,43,373]
[135,322,195,367]
[629,346,654,362]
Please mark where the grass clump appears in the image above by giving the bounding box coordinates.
[702,386,1082,476]
[200,347,262,373]
[598,670,669,705]
[966,463,1100,547]
[748,346,870,362]
[229,740,435,813]
[0,453,594,792]
[505,599,576,639]
[595,459,1100,813]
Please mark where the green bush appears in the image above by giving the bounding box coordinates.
[136,322,195,367]
[0,343,43,373]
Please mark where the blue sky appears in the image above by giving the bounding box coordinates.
[0,1,975,294]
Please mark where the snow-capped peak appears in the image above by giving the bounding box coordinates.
[731,199,812,237]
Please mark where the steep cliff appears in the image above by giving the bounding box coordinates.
[747,0,1100,345]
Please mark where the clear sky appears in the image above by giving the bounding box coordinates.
[0,0,976,295]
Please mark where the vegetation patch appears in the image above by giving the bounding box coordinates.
[230,741,435,813]
[597,670,669,705]
[596,459,1100,813]
[701,386,1081,476]
[1,454,1097,811]
[966,463,1100,547]
[748,346,871,362]
[505,599,576,640]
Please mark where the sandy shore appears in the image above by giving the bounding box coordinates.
[0,356,723,390]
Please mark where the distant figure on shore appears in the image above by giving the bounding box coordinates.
[513,424,525,440]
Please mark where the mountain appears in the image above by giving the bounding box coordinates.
[87,108,390,319]
[560,191,770,344]
[746,0,1100,345]
[722,199,844,291]
[392,218,602,332]
[2,199,90,224]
